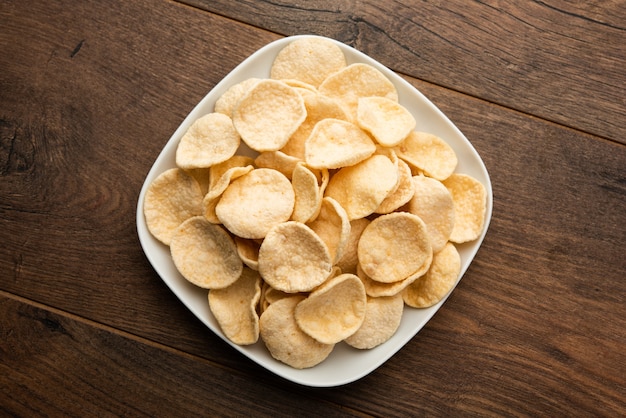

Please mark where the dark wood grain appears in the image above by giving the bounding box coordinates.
[186,0,626,144]
[0,0,280,363]
[1,0,625,416]
[0,292,367,417]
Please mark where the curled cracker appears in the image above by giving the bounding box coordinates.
[291,162,323,223]
[260,296,334,369]
[344,294,404,349]
[335,218,370,274]
[294,273,367,344]
[375,159,415,214]
[406,175,455,253]
[306,196,351,265]
[443,173,487,243]
[209,268,262,345]
[403,242,461,308]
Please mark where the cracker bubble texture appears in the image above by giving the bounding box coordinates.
[232,79,306,152]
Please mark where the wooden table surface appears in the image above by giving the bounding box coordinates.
[1,1,624,416]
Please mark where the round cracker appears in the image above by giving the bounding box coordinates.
[325,154,398,220]
[170,216,243,289]
[318,63,398,120]
[344,294,404,349]
[215,168,295,239]
[443,173,487,243]
[260,296,334,369]
[232,79,306,152]
[214,78,261,117]
[143,168,204,245]
[406,175,455,253]
[304,118,376,169]
[357,212,432,283]
[403,242,461,308]
[176,113,240,169]
[295,273,367,345]
[258,221,333,293]
[357,96,416,147]
[394,131,458,181]
[208,267,262,345]
[270,37,347,88]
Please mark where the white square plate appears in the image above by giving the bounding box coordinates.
[136,35,492,387]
